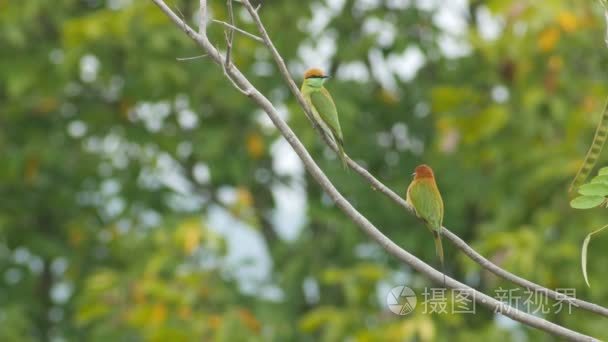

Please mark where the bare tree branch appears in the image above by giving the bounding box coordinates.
[238,0,608,320]
[150,0,599,340]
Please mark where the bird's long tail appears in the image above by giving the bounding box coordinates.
[570,98,608,193]
[336,138,348,170]
[432,230,446,287]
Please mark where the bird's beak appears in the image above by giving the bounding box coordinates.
[322,75,331,79]
[411,172,416,176]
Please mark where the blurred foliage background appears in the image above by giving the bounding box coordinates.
[2,0,608,340]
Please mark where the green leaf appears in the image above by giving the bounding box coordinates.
[581,224,608,287]
[590,174,608,184]
[569,196,605,209]
[578,183,608,196]
[598,167,608,176]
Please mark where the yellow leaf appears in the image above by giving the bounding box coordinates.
[416,316,436,341]
[557,11,578,33]
[321,268,345,284]
[236,187,253,207]
[131,282,146,304]
[395,320,416,340]
[183,225,201,254]
[378,88,399,105]
[208,314,222,329]
[76,304,112,324]
[431,86,479,113]
[582,95,597,113]
[298,306,338,332]
[440,105,508,145]
[175,218,204,254]
[354,263,386,281]
[200,285,210,299]
[237,308,261,333]
[246,133,265,159]
[178,306,192,319]
[538,27,560,52]
[35,97,59,114]
[87,270,118,292]
[150,303,167,325]
[24,156,39,184]
[69,227,84,247]
[62,10,127,47]
[547,55,563,72]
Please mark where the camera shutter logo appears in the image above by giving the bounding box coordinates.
[386,286,417,315]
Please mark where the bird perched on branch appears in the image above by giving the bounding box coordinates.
[406,164,445,285]
[300,68,347,168]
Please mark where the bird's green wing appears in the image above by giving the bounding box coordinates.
[408,181,443,231]
[310,88,343,141]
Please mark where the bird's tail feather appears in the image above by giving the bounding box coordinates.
[335,137,348,170]
[432,230,446,287]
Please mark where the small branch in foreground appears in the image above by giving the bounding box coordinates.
[212,20,264,42]
[224,0,235,65]
[176,54,208,61]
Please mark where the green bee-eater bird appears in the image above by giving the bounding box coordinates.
[301,68,347,168]
[406,164,445,284]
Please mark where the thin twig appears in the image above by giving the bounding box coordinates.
[222,59,252,95]
[173,4,190,36]
[212,20,264,42]
[176,54,208,61]
[224,0,235,66]
[199,0,207,35]
[238,0,608,320]
[220,0,251,95]
[151,0,598,339]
